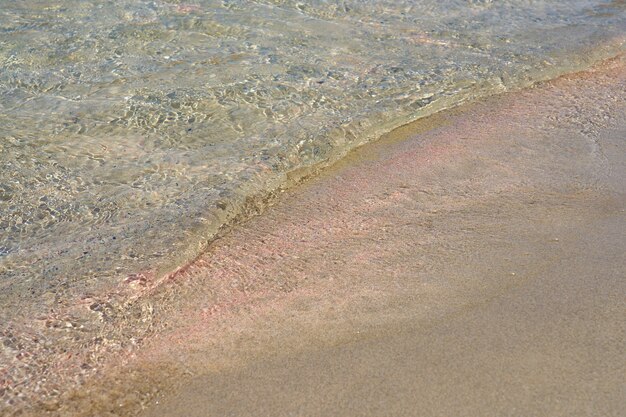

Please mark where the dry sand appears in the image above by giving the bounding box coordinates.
[56,57,626,417]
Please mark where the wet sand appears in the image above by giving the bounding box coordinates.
[128,57,626,417]
[44,57,625,416]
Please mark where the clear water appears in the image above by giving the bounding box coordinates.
[0,0,624,408]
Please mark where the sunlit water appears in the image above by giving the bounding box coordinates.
[0,0,625,410]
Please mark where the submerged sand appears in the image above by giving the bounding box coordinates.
[33,57,626,416]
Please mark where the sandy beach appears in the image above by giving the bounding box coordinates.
[28,56,625,416]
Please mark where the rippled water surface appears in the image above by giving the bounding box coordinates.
[1,1,625,327]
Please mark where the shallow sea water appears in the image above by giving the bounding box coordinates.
[0,0,625,411]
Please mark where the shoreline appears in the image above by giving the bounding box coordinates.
[8,55,626,416]
[141,56,626,416]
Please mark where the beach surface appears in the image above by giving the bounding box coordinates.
[129,56,626,417]
[48,57,626,416]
